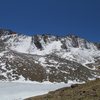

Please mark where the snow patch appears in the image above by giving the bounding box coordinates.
[0,80,84,100]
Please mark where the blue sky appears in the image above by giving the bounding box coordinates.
[0,0,100,42]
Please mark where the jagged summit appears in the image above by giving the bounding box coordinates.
[0,29,100,82]
[0,29,98,49]
[0,29,16,36]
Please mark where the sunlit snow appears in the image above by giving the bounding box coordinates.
[0,80,83,100]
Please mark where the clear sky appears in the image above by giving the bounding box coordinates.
[0,0,100,42]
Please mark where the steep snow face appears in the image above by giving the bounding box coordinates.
[31,41,62,55]
[1,34,100,65]
[8,35,33,53]
[63,35,97,50]
[0,29,99,64]
[57,48,100,64]
[2,34,62,55]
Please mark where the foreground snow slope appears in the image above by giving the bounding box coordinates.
[0,80,82,100]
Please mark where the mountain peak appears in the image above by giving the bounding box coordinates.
[0,29,100,82]
[0,28,16,36]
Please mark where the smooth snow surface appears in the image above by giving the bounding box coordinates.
[0,80,82,100]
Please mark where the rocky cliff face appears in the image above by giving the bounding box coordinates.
[0,29,100,82]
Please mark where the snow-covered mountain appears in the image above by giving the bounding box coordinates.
[0,29,100,82]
